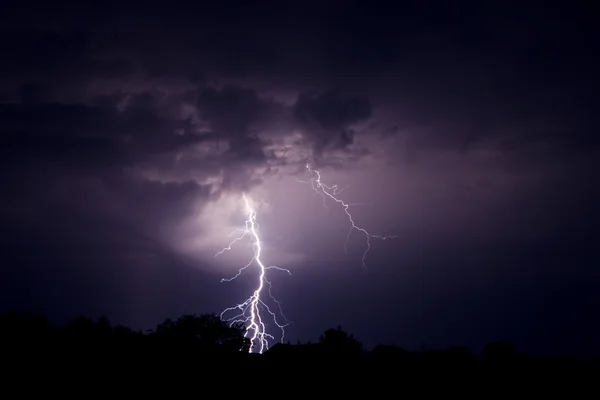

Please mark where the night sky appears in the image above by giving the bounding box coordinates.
[1,1,598,357]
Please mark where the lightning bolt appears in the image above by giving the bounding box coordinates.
[217,193,291,354]
[301,163,397,269]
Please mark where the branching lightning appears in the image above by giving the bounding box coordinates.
[216,164,394,353]
[216,194,291,354]
[300,163,397,269]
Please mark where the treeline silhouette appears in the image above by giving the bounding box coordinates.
[1,310,597,391]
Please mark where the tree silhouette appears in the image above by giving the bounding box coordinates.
[0,308,592,390]
[0,311,52,347]
[153,313,250,352]
[319,325,363,353]
[484,341,515,365]
[372,344,412,360]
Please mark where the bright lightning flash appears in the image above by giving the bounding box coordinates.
[217,194,291,354]
[301,164,397,269]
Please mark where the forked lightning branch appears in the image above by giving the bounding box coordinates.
[216,164,396,353]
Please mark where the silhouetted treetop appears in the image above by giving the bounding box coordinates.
[0,311,51,342]
[154,313,250,352]
[62,315,113,339]
[319,325,363,353]
[484,341,515,363]
[0,308,594,383]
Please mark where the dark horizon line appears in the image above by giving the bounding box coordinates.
[1,309,597,361]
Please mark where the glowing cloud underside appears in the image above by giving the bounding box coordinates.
[217,194,291,354]
[218,165,396,354]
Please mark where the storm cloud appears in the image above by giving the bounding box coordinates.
[1,1,598,357]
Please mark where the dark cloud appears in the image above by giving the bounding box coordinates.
[194,85,272,165]
[0,99,198,171]
[294,89,372,153]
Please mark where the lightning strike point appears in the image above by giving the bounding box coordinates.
[217,193,291,354]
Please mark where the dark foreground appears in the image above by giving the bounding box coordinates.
[5,343,598,395]
[1,311,598,395]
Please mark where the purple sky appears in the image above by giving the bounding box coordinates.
[1,1,598,357]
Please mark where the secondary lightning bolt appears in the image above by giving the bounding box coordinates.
[216,193,291,354]
[301,164,397,269]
